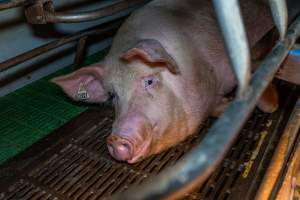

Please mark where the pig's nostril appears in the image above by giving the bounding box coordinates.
[107,135,133,161]
[118,142,130,152]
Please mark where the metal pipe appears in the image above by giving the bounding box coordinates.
[0,19,123,72]
[74,36,87,69]
[269,97,300,199]
[212,0,251,98]
[256,97,300,200]
[269,0,288,40]
[45,0,150,23]
[0,0,27,11]
[111,14,300,200]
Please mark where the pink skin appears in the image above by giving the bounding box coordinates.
[51,0,276,163]
[107,112,153,163]
[103,61,206,163]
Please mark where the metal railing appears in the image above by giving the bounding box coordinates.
[0,0,150,24]
[44,0,150,23]
[0,19,122,73]
[0,0,150,82]
[0,0,28,11]
[213,0,289,98]
[0,0,299,199]
[0,18,124,85]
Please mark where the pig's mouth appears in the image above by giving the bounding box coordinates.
[127,138,152,163]
[107,135,152,163]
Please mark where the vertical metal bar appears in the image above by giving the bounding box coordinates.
[269,0,288,40]
[212,0,251,98]
[74,36,87,69]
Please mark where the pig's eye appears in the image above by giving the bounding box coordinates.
[146,79,153,86]
[108,91,117,102]
[143,76,158,89]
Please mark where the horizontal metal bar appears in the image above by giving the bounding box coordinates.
[0,0,27,11]
[45,0,150,23]
[212,0,251,98]
[111,14,300,200]
[0,19,123,72]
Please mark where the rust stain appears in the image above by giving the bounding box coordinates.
[242,130,268,178]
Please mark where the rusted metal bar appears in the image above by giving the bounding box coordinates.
[44,0,150,23]
[212,0,251,98]
[269,0,288,40]
[74,36,87,69]
[270,97,300,199]
[0,19,123,72]
[0,0,27,11]
[256,97,300,200]
[111,14,300,200]
[274,132,300,200]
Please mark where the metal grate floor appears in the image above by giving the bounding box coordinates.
[0,82,298,200]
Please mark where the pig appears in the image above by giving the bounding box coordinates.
[51,0,279,163]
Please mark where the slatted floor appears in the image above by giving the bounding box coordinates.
[0,82,298,200]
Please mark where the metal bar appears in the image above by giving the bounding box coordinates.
[0,0,27,11]
[212,0,251,98]
[256,97,300,200]
[0,19,123,72]
[269,97,300,199]
[269,0,288,40]
[111,14,300,200]
[74,36,87,69]
[45,0,150,23]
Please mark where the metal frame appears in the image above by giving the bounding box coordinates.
[0,19,123,73]
[0,0,150,24]
[213,0,251,98]
[0,0,299,199]
[269,97,300,199]
[0,0,28,11]
[44,0,151,23]
[256,97,300,200]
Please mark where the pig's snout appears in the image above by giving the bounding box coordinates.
[107,135,134,161]
[107,113,153,163]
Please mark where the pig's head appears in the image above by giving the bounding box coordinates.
[52,39,212,163]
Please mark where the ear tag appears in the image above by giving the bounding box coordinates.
[77,83,89,100]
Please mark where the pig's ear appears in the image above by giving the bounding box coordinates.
[121,39,180,74]
[51,66,108,103]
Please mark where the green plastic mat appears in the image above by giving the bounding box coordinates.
[0,49,108,164]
